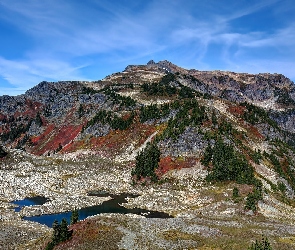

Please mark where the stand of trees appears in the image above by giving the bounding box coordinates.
[103,87,136,108]
[139,103,170,123]
[202,139,265,212]
[245,181,263,212]
[45,219,72,250]
[157,99,207,141]
[141,73,177,96]
[45,210,79,250]
[202,139,255,184]
[132,142,160,182]
[84,110,135,132]
[241,102,278,128]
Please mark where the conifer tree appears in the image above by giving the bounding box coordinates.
[52,220,61,245]
[70,209,79,225]
[60,218,70,242]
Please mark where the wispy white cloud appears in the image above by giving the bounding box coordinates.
[221,0,280,22]
[0,0,294,96]
[0,56,88,92]
[238,23,295,49]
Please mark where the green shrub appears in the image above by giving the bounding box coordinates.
[232,187,239,199]
[248,236,272,250]
[277,181,286,193]
[245,181,263,212]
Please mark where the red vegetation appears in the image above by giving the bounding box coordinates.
[202,120,212,127]
[227,105,246,116]
[281,157,290,174]
[53,219,121,250]
[156,156,196,176]
[32,124,83,155]
[21,100,43,118]
[246,124,264,140]
[31,124,55,145]
[63,121,156,158]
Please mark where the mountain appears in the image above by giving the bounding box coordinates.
[1,60,295,249]
[1,60,295,154]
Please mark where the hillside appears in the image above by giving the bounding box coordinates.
[0,60,295,249]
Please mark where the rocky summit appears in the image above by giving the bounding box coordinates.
[1,60,295,249]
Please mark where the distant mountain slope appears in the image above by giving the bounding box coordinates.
[0,60,295,193]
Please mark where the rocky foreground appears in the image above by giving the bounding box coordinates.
[0,148,295,249]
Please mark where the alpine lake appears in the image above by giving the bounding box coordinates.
[12,191,172,227]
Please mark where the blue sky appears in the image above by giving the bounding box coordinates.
[0,0,294,96]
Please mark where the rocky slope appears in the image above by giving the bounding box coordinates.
[0,60,295,249]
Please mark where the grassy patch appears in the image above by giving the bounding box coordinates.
[278,236,295,245]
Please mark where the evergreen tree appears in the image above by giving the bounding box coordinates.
[232,187,239,199]
[52,220,61,245]
[0,146,7,158]
[211,111,218,126]
[60,218,70,242]
[201,143,213,167]
[70,209,79,225]
[78,104,84,118]
[35,112,43,127]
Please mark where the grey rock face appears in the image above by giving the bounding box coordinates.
[82,123,111,138]
[27,121,44,136]
[159,127,208,157]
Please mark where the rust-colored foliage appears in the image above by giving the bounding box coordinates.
[0,113,6,121]
[63,121,156,159]
[21,100,43,118]
[32,124,83,155]
[281,157,290,174]
[156,156,196,176]
[31,124,55,145]
[227,104,246,116]
[53,219,122,250]
[247,124,264,140]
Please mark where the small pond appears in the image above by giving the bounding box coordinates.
[12,192,172,227]
[12,196,50,212]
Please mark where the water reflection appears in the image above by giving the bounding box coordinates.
[13,192,172,227]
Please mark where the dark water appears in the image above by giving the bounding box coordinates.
[14,192,172,227]
[13,196,50,212]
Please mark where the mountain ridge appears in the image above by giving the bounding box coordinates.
[1,60,295,152]
[1,60,295,249]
